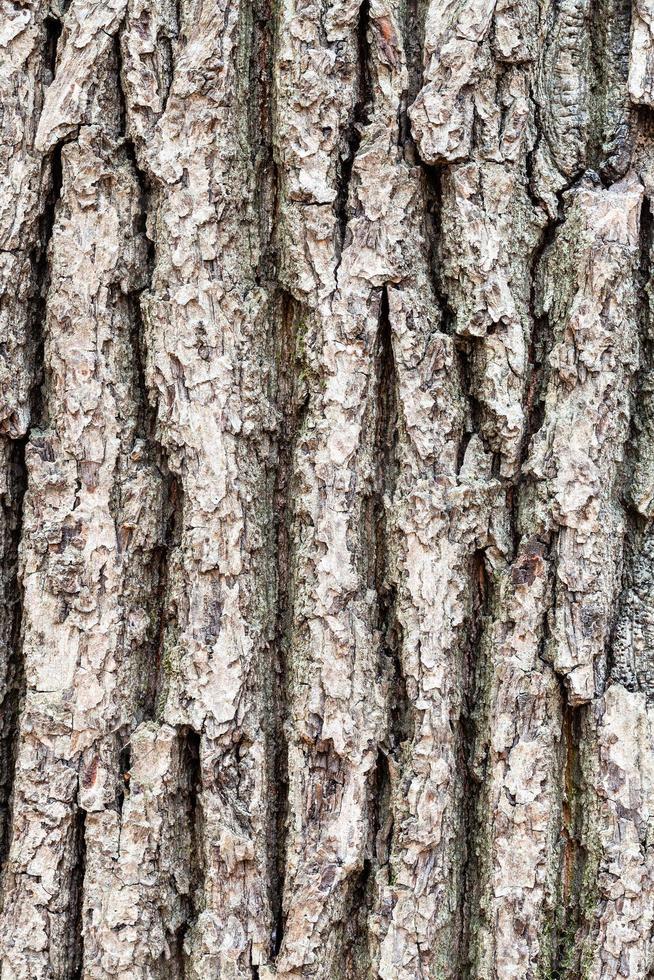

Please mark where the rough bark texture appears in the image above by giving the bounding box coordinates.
[2,0,654,977]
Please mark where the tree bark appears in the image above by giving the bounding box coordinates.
[1,0,654,977]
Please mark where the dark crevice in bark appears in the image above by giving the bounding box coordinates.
[635,188,653,457]
[371,747,393,874]
[68,807,87,980]
[398,0,426,154]
[373,288,408,754]
[376,283,400,722]
[159,36,176,118]
[419,157,489,472]
[342,854,374,978]
[336,0,372,248]
[159,1,181,117]
[609,194,654,693]
[0,443,28,870]
[268,291,309,959]
[459,549,493,975]
[117,147,182,727]
[524,192,563,438]
[417,160,492,470]
[114,29,186,742]
[144,473,182,722]
[455,338,492,470]
[176,727,204,970]
[115,32,129,137]
[246,0,277,286]
[512,187,567,548]
[551,702,589,980]
[123,142,180,725]
[419,162,454,333]
[32,138,63,428]
[587,0,633,182]
[115,30,155,442]
[412,143,500,971]
[342,286,402,973]
[240,3,289,960]
[116,739,132,815]
[44,13,63,78]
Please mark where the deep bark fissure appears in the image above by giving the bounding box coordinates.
[113,28,188,752]
[459,549,493,976]
[510,191,567,551]
[0,442,28,869]
[341,852,375,978]
[336,0,372,247]
[398,0,426,151]
[246,0,277,279]
[552,702,588,980]
[43,14,63,79]
[609,192,654,694]
[339,286,400,975]
[31,137,63,428]
[68,807,87,980]
[176,726,204,970]
[121,143,181,730]
[415,160,488,470]
[418,162,453,332]
[116,738,132,815]
[587,0,633,181]
[524,197,563,444]
[268,291,309,958]
[144,472,183,722]
[374,288,407,755]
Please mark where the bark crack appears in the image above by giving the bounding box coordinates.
[68,807,87,980]
[552,702,589,980]
[268,290,309,959]
[0,443,28,870]
[336,0,372,250]
[459,549,493,976]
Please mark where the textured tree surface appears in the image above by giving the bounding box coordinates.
[4,0,654,977]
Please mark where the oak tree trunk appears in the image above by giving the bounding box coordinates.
[2,0,654,976]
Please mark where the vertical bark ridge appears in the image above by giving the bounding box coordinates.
[0,5,67,887]
[613,194,654,695]
[121,0,280,972]
[272,0,386,973]
[566,76,654,973]
[115,52,178,729]
[0,7,170,973]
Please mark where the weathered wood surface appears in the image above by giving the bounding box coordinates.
[2,0,654,977]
